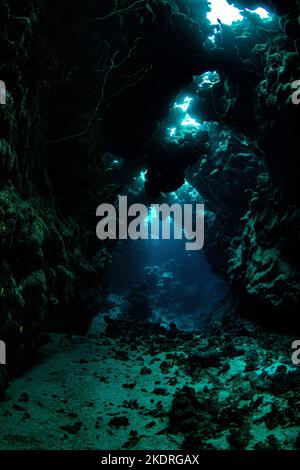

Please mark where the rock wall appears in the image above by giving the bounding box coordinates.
[0,0,119,382]
[190,1,300,328]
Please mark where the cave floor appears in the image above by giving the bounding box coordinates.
[0,315,299,450]
[0,330,184,450]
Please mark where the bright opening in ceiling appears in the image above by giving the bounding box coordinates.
[207,0,271,25]
[246,7,271,19]
[207,0,243,25]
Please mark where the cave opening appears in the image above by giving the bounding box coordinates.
[101,175,232,332]
[98,69,239,331]
[207,0,272,26]
[96,21,276,333]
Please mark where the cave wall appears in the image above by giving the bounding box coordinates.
[0,0,214,392]
[0,0,120,381]
[204,0,300,327]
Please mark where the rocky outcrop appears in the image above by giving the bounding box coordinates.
[191,123,267,272]
[190,122,300,328]
[228,181,300,327]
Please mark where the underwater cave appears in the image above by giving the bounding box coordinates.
[0,0,300,456]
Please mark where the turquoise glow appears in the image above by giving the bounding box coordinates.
[170,180,201,203]
[174,96,193,113]
[182,114,201,128]
[197,71,220,89]
[168,94,201,140]
[140,170,147,182]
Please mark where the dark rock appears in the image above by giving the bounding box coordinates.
[109,416,130,428]
[0,366,9,400]
[18,392,29,403]
[227,426,252,450]
[60,422,83,435]
[122,430,140,449]
[152,388,169,396]
[140,367,152,376]
[122,383,136,389]
[169,386,217,435]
